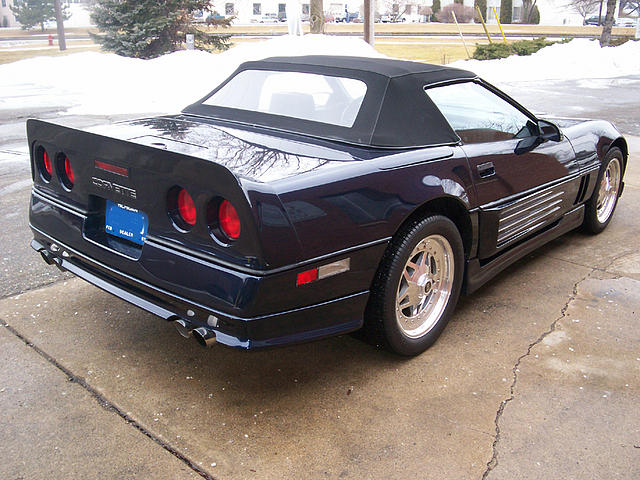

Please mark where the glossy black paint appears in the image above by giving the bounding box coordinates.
[27,74,627,350]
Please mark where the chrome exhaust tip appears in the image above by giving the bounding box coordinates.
[174,318,195,338]
[40,250,55,265]
[192,327,217,347]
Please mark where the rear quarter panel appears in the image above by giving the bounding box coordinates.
[266,145,476,262]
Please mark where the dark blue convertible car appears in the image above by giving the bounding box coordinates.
[28,56,627,355]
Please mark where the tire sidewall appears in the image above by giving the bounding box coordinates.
[584,147,623,234]
[381,215,464,356]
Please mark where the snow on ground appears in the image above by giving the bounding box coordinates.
[0,35,638,117]
[0,35,382,116]
[450,38,640,84]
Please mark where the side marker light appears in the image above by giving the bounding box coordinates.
[296,258,351,286]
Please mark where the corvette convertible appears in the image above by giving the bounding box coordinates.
[27,56,627,355]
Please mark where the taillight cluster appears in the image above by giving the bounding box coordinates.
[168,186,241,242]
[35,146,75,190]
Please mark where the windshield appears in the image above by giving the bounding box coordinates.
[202,70,367,128]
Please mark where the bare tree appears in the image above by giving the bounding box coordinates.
[619,0,639,15]
[599,0,617,46]
[567,0,599,21]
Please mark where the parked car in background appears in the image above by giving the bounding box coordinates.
[583,16,601,25]
[260,13,279,23]
[27,56,627,356]
[206,12,226,24]
[615,17,637,27]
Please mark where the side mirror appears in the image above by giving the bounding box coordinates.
[515,135,542,155]
[538,120,562,142]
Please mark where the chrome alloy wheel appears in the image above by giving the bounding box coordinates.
[395,234,454,338]
[596,157,621,224]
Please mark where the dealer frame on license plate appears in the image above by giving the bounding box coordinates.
[105,200,148,246]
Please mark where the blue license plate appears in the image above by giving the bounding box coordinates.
[105,201,148,245]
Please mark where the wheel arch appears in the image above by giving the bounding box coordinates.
[609,137,628,172]
[394,196,474,260]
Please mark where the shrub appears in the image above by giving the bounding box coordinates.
[511,37,553,55]
[472,37,554,60]
[472,42,512,60]
[436,3,474,23]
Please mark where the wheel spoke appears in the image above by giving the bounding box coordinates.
[398,290,410,306]
[402,269,412,283]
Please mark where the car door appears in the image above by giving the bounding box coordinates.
[426,80,580,259]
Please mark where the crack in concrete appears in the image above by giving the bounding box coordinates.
[480,269,592,480]
[1,320,216,480]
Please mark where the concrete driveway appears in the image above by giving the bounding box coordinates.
[1,118,639,478]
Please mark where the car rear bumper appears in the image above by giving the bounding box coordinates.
[31,234,369,349]
[30,191,383,349]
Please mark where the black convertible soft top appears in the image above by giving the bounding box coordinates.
[183,55,477,149]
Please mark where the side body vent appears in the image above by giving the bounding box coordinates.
[574,174,591,205]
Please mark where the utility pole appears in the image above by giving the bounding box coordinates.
[364,0,374,45]
[54,0,66,51]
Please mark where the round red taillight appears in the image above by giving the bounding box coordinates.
[36,146,52,182]
[219,200,241,240]
[56,153,74,190]
[64,157,74,186]
[178,188,196,226]
[43,150,52,176]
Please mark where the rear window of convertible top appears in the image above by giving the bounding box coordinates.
[202,70,368,128]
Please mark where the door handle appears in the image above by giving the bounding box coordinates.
[477,162,495,178]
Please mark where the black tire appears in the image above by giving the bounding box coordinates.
[583,147,623,234]
[364,215,464,356]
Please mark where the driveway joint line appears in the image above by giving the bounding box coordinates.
[0,320,216,480]
[1,275,72,302]
[480,268,593,479]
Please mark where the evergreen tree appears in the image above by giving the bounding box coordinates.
[474,0,487,22]
[90,0,232,59]
[11,0,68,31]
[530,5,540,24]
[431,0,441,21]
[499,0,513,23]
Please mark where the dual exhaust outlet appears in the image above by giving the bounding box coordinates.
[174,318,217,347]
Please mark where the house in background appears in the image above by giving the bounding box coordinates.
[209,0,310,23]
[1,0,17,28]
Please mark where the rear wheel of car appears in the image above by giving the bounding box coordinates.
[364,215,464,356]
[583,147,623,234]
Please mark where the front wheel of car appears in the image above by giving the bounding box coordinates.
[583,147,623,234]
[364,215,464,356]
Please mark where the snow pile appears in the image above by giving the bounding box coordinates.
[0,34,382,116]
[1,36,638,117]
[451,38,640,84]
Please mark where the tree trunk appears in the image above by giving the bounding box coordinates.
[363,0,374,45]
[54,0,67,51]
[599,0,617,46]
[309,0,324,33]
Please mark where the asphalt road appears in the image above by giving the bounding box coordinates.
[1,79,639,479]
